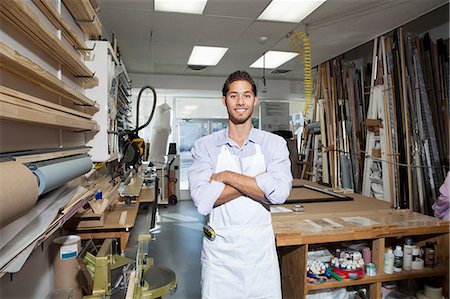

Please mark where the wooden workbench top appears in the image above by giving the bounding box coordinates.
[273,181,450,246]
[71,201,140,231]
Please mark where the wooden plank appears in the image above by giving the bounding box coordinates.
[307,267,448,291]
[13,148,90,164]
[0,93,97,128]
[62,0,102,37]
[0,0,98,86]
[279,245,307,299]
[0,42,99,111]
[0,86,92,119]
[31,0,88,56]
[0,98,98,131]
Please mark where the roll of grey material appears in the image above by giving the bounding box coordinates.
[306,121,321,133]
[32,155,92,195]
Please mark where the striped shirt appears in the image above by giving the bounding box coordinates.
[188,128,293,215]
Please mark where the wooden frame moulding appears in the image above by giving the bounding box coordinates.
[31,0,90,56]
[0,0,98,87]
[0,85,92,120]
[12,148,91,164]
[62,0,102,37]
[0,42,99,113]
[0,90,99,131]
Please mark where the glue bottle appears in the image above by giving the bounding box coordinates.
[403,238,413,270]
[393,245,403,272]
[384,248,395,274]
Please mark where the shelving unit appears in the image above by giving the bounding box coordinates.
[85,40,132,162]
[0,42,99,112]
[62,0,102,37]
[274,180,449,299]
[31,0,89,56]
[116,65,133,132]
[0,0,98,87]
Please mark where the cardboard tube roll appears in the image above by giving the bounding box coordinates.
[0,161,39,228]
[53,235,82,299]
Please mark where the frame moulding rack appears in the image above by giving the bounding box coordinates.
[62,0,102,37]
[0,42,99,113]
[31,0,90,56]
[0,0,98,87]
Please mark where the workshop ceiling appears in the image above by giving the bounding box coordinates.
[99,0,448,82]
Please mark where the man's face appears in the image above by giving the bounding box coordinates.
[222,80,258,125]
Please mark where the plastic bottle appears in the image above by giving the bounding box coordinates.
[384,248,395,274]
[393,245,403,272]
[403,238,413,270]
[425,242,435,268]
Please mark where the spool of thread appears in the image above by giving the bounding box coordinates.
[411,258,424,270]
[362,247,372,264]
[53,235,82,299]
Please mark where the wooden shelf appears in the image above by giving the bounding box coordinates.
[0,0,98,87]
[307,267,448,291]
[0,86,99,131]
[0,42,99,112]
[31,0,89,56]
[275,181,450,299]
[62,0,102,37]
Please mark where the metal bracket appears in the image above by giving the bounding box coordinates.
[74,43,96,51]
[74,71,96,78]
[74,16,96,24]
[73,129,93,133]
[74,101,97,107]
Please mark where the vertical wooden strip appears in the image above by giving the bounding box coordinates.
[279,245,308,298]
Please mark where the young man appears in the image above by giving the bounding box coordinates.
[188,70,292,299]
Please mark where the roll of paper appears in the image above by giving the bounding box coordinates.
[32,155,92,195]
[0,161,38,228]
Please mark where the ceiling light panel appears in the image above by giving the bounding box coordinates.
[258,0,326,23]
[188,46,228,66]
[250,51,298,69]
[155,0,208,14]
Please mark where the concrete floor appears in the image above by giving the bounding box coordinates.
[121,200,204,299]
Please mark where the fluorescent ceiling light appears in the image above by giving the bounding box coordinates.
[154,0,208,14]
[258,0,326,23]
[250,51,298,69]
[188,46,228,66]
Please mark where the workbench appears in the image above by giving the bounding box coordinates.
[69,200,140,254]
[274,180,450,299]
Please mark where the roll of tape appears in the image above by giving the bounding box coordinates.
[412,258,424,270]
[424,284,443,299]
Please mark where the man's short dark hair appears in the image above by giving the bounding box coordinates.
[222,70,257,97]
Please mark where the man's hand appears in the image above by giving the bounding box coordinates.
[211,170,231,184]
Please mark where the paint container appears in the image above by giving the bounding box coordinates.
[403,238,413,270]
[366,263,377,277]
[53,235,82,299]
[425,242,435,268]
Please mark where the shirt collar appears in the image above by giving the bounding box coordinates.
[214,127,263,147]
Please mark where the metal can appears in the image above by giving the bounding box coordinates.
[366,263,377,277]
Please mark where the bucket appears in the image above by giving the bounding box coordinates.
[53,235,82,299]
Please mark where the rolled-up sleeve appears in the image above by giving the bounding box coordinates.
[188,140,225,215]
[255,137,292,204]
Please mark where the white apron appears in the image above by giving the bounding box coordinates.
[201,144,281,299]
